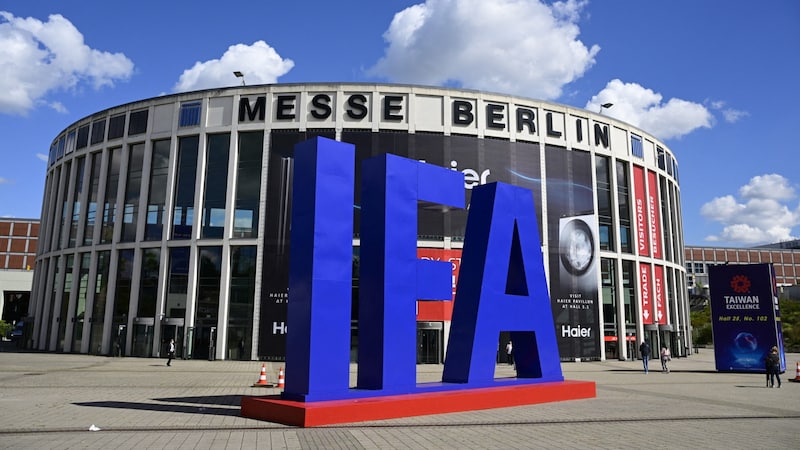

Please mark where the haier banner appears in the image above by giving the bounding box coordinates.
[708,263,785,373]
[545,145,600,361]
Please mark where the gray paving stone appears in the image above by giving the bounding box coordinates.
[1,345,797,449]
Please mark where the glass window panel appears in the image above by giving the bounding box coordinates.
[101,148,121,244]
[68,157,86,247]
[112,249,134,355]
[90,119,106,145]
[89,251,111,354]
[56,135,66,160]
[201,134,230,239]
[77,124,90,150]
[128,109,148,136]
[167,247,190,313]
[71,253,91,351]
[108,114,126,140]
[145,140,171,240]
[54,161,72,250]
[82,153,102,246]
[172,136,199,239]
[227,246,256,360]
[179,101,201,127]
[233,131,263,238]
[616,160,632,254]
[137,248,160,318]
[121,143,145,242]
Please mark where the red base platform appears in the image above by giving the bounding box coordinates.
[241,380,595,427]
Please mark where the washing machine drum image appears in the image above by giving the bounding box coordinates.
[559,216,596,276]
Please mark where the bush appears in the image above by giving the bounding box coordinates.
[0,320,12,339]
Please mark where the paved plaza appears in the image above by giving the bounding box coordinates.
[0,343,798,449]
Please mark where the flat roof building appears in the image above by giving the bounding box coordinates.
[28,83,689,362]
[1,218,38,343]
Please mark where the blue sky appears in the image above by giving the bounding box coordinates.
[1,0,798,247]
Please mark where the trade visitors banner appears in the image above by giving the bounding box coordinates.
[653,265,666,324]
[632,166,649,257]
[646,170,662,259]
[639,263,653,324]
[708,263,785,372]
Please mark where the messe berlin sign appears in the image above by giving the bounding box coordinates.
[241,137,594,426]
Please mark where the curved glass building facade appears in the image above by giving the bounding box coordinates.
[29,83,689,362]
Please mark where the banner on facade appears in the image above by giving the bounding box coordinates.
[709,263,785,372]
[545,146,601,360]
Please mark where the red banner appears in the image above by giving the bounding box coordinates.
[647,170,662,259]
[653,265,666,324]
[416,248,462,321]
[639,263,653,324]
[632,166,649,257]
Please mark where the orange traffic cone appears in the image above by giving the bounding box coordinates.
[793,362,800,382]
[277,367,285,389]
[253,363,271,387]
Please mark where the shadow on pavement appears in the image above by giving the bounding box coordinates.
[153,394,243,406]
[74,396,243,417]
[607,369,719,374]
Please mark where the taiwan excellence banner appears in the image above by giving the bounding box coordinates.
[709,263,785,373]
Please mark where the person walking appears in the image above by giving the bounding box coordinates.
[505,341,513,365]
[765,346,781,388]
[660,346,671,373]
[167,339,175,367]
[639,340,651,374]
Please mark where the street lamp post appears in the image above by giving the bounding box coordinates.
[599,102,613,114]
[233,71,246,86]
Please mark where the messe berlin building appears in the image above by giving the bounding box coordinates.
[28,83,689,362]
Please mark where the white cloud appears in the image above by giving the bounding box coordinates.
[35,153,48,162]
[173,41,294,92]
[0,11,134,115]
[585,79,713,140]
[368,0,599,100]
[708,100,748,124]
[720,108,748,123]
[701,174,800,245]
[0,177,11,184]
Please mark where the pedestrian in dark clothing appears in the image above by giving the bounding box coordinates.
[765,346,781,388]
[167,339,175,367]
[639,340,651,374]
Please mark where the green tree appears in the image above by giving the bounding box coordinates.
[0,320,12,339]
[779,298,800,352]
[690,305,713,345]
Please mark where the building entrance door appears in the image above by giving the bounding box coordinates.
[192,325,217,360]
[160,321,185,359]
[132,317,154,357]
[416,322,442,364]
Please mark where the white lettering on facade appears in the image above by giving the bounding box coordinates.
[561,324,591,338]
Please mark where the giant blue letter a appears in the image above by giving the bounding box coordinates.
[443,182,563,385]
